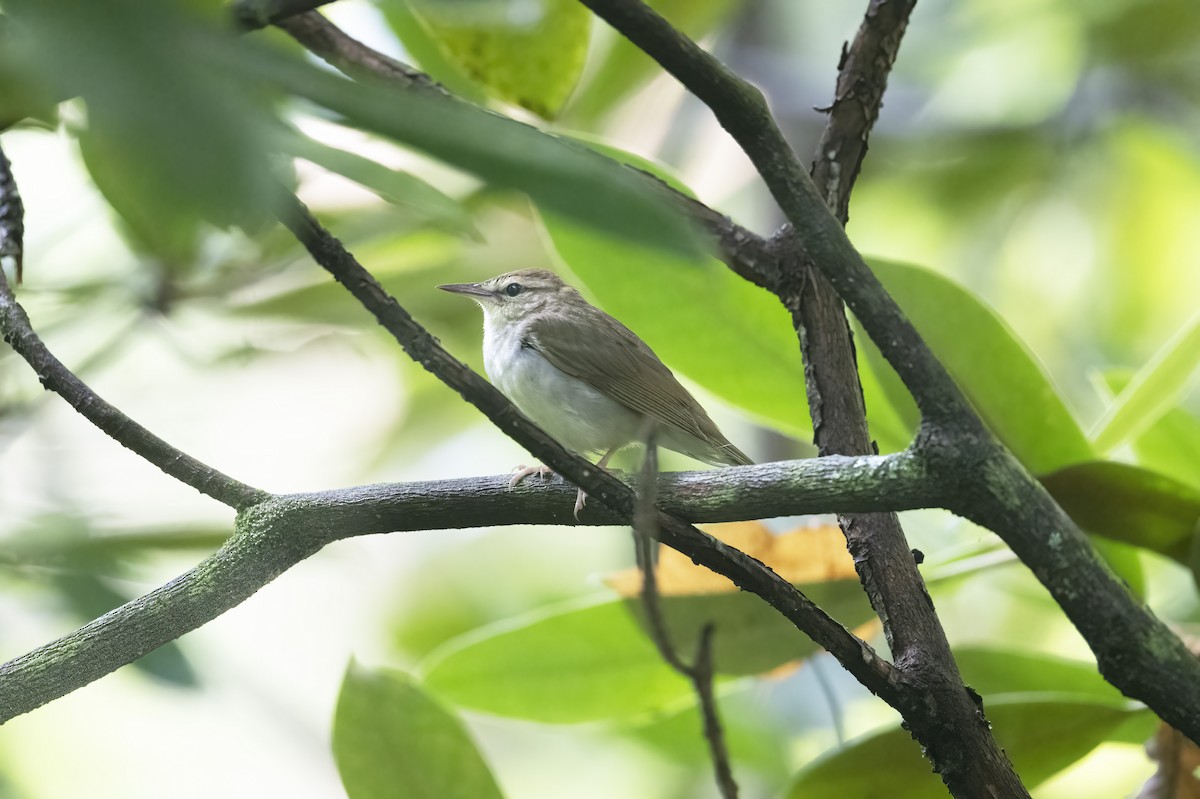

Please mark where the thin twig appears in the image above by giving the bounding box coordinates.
[275,12,451,98]
[0,145,23,283]
[692,625,738,799]
[0,145,264,510]
[633,426,737,798]
[229,0,335,30]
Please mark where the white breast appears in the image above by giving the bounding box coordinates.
[482,315,642,456]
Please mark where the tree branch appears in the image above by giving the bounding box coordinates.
[633,430,738,798]
[0,148,265,511]
[278,195,904,702]
[273,11,780,291]
[575,0,1200,748]
[0,452,935,722]
[0,146,23,283]
[0,143,907,723]
[785,2,1026,795]
[576,0,967,426]
[229,0,335,31]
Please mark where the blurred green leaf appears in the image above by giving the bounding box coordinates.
[542,209,810,439]
[421,577,875,723]
[283,131,479,237]
[422,598,692,722]
[1086,0,1200,74]
[565,0,743,124]
[1094,125,1200,362]
[232,229,462,324]
[5,0,279,260]
[1091,309,1200,454]
[786,696,1154,798]
[535,150,915,451]
[1133,405,1200,493]
[1091,537,1146,600]
[1101,370,1200,492]
[628,688,789,780]
[399,0,590,118]
[333,661,504,799]
[867,259,1092,474]
[953,647,1118,700]
[854,322,920,453]
[236,42,700,255]
[378,0,499,103]
[1040,461,1200,564]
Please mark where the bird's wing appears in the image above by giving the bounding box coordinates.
[523,308,751,466]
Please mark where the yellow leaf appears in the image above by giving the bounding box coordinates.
[607,522,858,597]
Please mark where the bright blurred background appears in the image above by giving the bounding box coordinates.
[1,0,1199,796]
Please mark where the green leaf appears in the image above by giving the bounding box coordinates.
[377,0,490,103]
[332,662,504,799]
[283,131,479,237]
[786,696,1154,798]
[421,579,876,723]
[628,688,789,779]
[238,45,702,256]
[1040,460,1200,564]
[1100,370,1200,492]
[952,647,1119,700]
[867,259,1092,474]
[7,0,278,260]
[541,140,902,447]
[1091,309,1200,453]
[541,210,810,438]
[1132,407,1200,493]
[232,229,462,324]
[422,598,692,722]
[566,0,744,124]
[400,0,591,118]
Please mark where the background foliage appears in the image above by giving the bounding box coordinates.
[0,0,1198,796]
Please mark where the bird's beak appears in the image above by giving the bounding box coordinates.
[438,282,494,299]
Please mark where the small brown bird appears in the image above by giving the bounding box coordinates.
[439,268,751,514]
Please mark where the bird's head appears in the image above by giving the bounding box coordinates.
[438,268,579,324]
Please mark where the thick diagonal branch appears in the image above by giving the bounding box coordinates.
[576,0,1200,748]
[785,2,1026,795]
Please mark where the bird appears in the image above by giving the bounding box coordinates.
[439,268,751,516]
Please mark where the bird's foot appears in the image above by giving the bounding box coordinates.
[573,488,588,520]
[510,464,554,489]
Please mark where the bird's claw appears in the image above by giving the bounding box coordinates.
[510,464,554,489]
[573,488,588,520]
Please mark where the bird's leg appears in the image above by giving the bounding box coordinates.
[574,446,620,519]
[509,464,554,488]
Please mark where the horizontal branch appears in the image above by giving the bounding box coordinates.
[0,454,932,722]
[265,452,935,534]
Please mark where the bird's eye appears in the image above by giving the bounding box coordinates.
[505,283,523,297]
